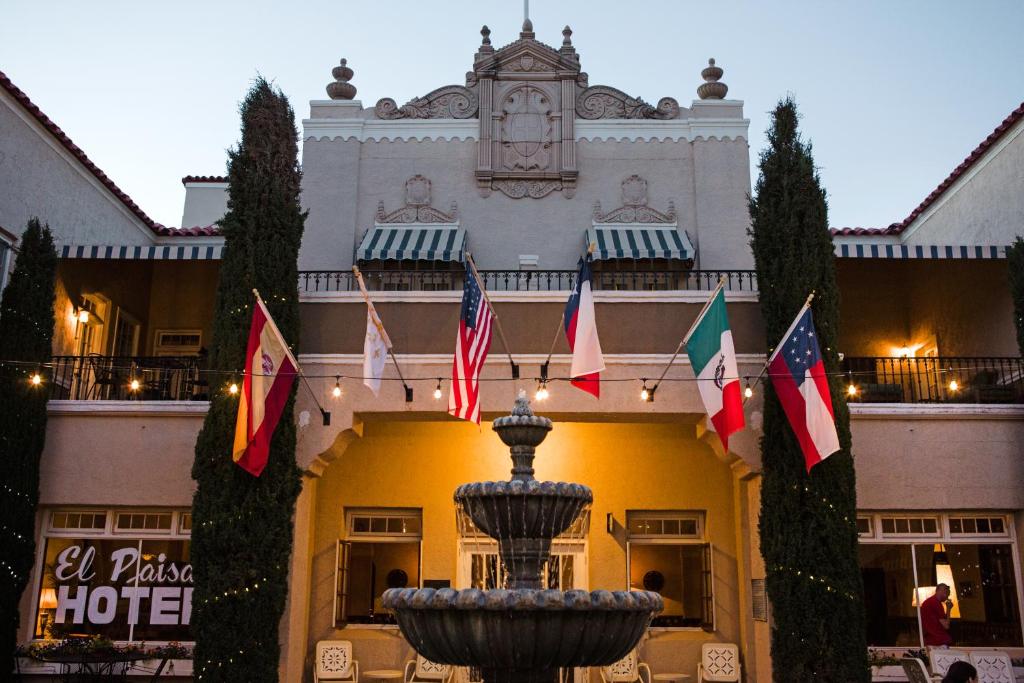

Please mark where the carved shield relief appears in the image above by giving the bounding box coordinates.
[500,85,553,172]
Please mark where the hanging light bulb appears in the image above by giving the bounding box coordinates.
[30,373,42,387]
[846,383,857,397]
[332,376,342,399]
[433,379,443,400]
[129,378,140,392]
[535,380,549,401]
[744,382,753,399]
[948,379,959,392]
[640,380,655,402]
[228,382,239,395]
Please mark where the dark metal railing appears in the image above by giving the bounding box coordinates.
[298,269,758,293]
[841,356,1024,404]
[49,355,207,401]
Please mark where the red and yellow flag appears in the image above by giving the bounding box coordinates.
[232,291,299,476]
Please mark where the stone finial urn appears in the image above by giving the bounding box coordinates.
[697,58,729,100]
[327,58,356,100]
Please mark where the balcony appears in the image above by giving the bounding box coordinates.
[298,269,758,293]
[49,355,207,401]
[842,356,1024,404]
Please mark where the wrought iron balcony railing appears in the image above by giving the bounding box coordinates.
[841,356,1024,404]
[298,269,758,293]
[49,355,207,401]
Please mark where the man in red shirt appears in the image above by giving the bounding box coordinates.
[921,583,954,647]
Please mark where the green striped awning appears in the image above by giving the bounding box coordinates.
[357,227,465,262]
[585,226,694,261]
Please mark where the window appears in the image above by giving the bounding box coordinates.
[34,508,191,642]
[153,330,202,356]
[336,509,421,626]
[856,516,873,538]
[858,512,1022,648]
[626,510,712,630]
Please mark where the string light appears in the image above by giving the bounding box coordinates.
[948,379,959,392]
[228,382,239,395]
[744,381,753,399]
[535,380,549,401]
[640,380,654,402]
[846,383,857,397]
[29,373,42,386]
[129,378,140,392]
[433,379,443,400]
[331,376,342,399]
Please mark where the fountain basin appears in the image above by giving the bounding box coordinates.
[382,587,662,675]
[454,480,592,540]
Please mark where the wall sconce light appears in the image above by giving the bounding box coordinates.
[606,513,615,534]
[77,309,90,325]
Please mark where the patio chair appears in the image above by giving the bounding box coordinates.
[599,650,651,683]
[87,354,121,400]
[697,643,741,683]
[315,640,359,683]
[928,648,969,679]
[969,651,1015,683]
[404,655,451,683]
[900,657,936,683]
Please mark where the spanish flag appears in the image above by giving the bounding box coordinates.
[232,290,299,476]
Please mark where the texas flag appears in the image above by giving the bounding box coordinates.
[564,255,604,397]
[767,304,841,472]
[232,291,299,477]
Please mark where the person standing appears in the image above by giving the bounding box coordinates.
[921,583,954,647]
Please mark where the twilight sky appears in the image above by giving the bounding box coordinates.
[2,0,1022,229]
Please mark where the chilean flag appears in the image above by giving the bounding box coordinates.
[232,291,299,477]
[564,255,605,397]
[767,304,841,472]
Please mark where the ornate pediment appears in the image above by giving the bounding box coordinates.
[374,85,479,120]
[576,86,679,120]
[376,175,458,223]
[594,175,676,223]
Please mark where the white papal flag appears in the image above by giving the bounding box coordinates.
[363,302,391,396]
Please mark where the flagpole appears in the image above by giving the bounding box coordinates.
[466,253,519,380]
[649,276,726,394]
[744,290,816,403]
[352,267,413,401]
[252,288,331,425]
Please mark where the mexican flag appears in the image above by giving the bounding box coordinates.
[685,286,744,451]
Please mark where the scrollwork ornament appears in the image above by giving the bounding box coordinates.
[575,86,680,120]
[375,85,479,120]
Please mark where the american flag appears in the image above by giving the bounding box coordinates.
[448,263,493,423]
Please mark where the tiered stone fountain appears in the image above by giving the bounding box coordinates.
[382,394,662,683]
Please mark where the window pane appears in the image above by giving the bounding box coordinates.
[662,519,680,536]
[856,518,871,536]
[131,540,192,641]
[386,518,404,534]
[977,519,991,534]
[915,543,1022,646]
[896,519,910,534]
[882,519,896,534]
[35,537,138,641]
[345,541,420,624]
[630,545,703,627]
[991,518,1005,534]
[352,517,370,533]
[370,518,387,534]
[950,519,963,534]
[859,544,919,646]
[923,519,937,534]
[679,519,698,536]
[402,517,422,535]
[628,518,651,535]
[910,519,923,534]
[51,513,67,529]
[963,519,977,534]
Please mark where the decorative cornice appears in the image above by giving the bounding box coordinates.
[374,85,479,120]
[303,117,749,143]
[576,86,679,120]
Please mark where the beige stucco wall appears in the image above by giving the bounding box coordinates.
[302,418,749,680]
[180,183,227,228]
[901,120,1024,246]
[0,89,153,245]
[850,409,1024,509]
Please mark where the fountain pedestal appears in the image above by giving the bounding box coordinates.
[383,395,662,683]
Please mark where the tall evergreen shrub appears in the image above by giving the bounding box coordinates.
[750,98,868,681]
[0,219,57,672]
[191,79,305,682]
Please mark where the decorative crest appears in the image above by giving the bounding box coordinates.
[377,176,458,223]
[375,85,479,120]
[576,86,679,120]
[593,175,677,223]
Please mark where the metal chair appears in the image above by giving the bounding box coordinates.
[928,648,969,679]
[404,655,451,683]
[315,640,359,683]
[969,651,1015,683]
[697,643,741,683]
[901,657,937,683]
[600,650,651,683]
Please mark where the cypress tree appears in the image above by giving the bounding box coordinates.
[1007,237,1024,355]
[190,79,305,682]
[0,219,57,672]
[750,98,868,682]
